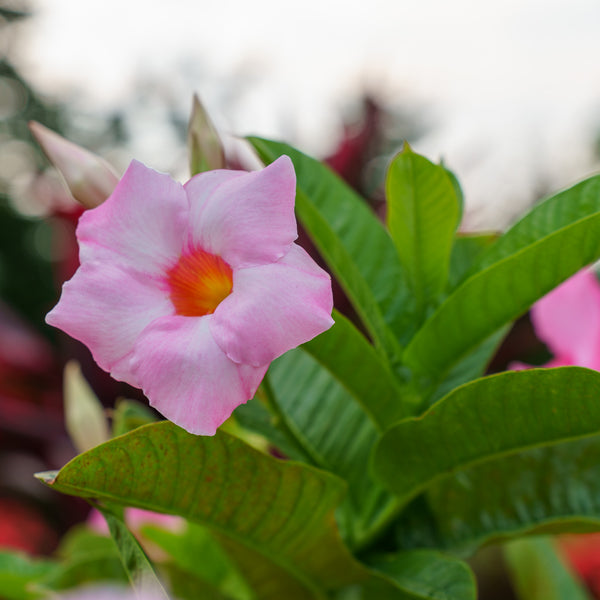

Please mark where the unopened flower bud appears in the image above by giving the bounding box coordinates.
[29,121,119,208]
[187,94,226,175]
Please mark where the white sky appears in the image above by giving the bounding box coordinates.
[14,0,600,228]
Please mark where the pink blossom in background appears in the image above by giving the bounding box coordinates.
[513,269,600,370]
[87,508,184,536]
[46,157,334,435]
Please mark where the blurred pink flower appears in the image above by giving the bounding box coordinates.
[513,269,600,370]
[46,157,334,435]
[87,508,184,536]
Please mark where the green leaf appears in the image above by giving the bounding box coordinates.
[0,551,56,600]
[386,146,460,315]
[368,551,476,600]
[470,175,600,275]
[37,421,370,598]
[39,527,130,592]
[373,368,600,506]
[427,326,509,407]
[440,163,464,226]
[112,398,158,438]
[504,537,591,600]
[395,434,600,555]
[447,233,498,292]
[143,522,253,600]
[248,137,411,358]
[302,311,417,429]
[162,563,237,600]
[403,176,600,380]
[259,349,395,548]
[99,508,169,598]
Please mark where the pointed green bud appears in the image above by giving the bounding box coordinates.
[64,361,110,453]
[29,121,118,208]
[187,94,226,175]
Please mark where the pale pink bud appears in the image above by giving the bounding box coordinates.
[29,121,119,209]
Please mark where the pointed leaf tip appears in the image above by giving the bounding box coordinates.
[34,470,59,485]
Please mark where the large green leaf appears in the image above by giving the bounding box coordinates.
[403,176,600,380]
[395,434,600,555]
[143,522,252,600]
[367,551,476,600]
[470,175,600,275]
[36,422,369,598]
[248,137,412,358]
[446,233,498,292]
[373,368,600,506]
[302,311,417,428]
[256,349,395,548]
[504,537,591,600]
[386,147,460,316]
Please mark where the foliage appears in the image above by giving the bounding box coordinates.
[21,136,600,599]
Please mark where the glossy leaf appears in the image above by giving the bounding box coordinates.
[386,146,460,314]
[427,326,509,407]
[302,310,417,429]
[470,175,600,275]
[504,537,590,600]
[368,551,476,600]
[260,349,395,548]
[143,522,252,600]
[373,368,600,506]
[446,233,498,292]
[36,422,369,598]
[403,176,600,380]
[248,137,411,358]
[394,434,600,555]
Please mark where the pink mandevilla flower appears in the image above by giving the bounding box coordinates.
[514,269,600,370]
[47,157,334,435]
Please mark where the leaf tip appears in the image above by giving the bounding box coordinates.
[34,470,59,485]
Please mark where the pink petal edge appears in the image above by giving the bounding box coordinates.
[46,261,173,385]
[77,160,188,277]
[185,155,298,269]
[129,316,267,435]
[211,243,334,367]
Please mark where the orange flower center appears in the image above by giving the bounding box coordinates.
[166,248,233,317]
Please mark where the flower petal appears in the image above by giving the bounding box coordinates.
[46,261,173,384]
[211,243,334,366]
[531,269,600,369]
[78,160,188,277]
[129,316,267,435]
[185,155,297,268]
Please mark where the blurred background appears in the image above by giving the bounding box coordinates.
[2,0,600,596]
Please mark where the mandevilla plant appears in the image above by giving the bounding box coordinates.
[17,97,600,599]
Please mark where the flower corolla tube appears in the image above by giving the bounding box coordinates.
[47,157,334,435]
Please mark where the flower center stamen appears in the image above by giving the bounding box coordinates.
[166,248,233,317]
